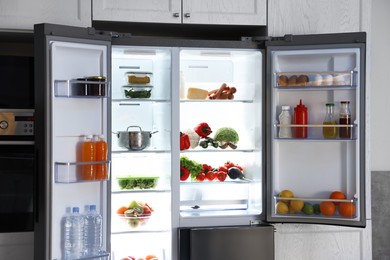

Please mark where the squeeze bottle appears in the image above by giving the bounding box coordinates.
[293,99,308,138]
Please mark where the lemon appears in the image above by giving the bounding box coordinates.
[289,200,304,214]
[279,189,294,204]
[276,201,289,215]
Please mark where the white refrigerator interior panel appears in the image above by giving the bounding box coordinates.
[49,40,109,259]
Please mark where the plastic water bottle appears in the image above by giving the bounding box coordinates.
[62,207,84,260]
[83,204,103,257]
[278,106,292,138]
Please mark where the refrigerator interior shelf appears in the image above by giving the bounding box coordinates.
[112,149,171,154]
[112,99,171,103]
[180,199,248,212]
[180,99,254,103]
[54,79,109,98]
[180,148,256,153]
[54,160,111,183]
[275,70,356,88]
[62,251,110,260]
[180,179,252,185]
[274,84,357,90]
[112,189,171,194]
[275,123,356,128]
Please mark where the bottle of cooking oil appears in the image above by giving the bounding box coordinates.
[323,103,338,138]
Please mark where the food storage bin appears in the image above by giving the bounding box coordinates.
[123,86,152,99]
[125,72,153,86]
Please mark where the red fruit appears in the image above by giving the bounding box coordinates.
[217,171,227,182]
[205,171,216,181]
[224,161,235,169]
[218,166,228,173]
[180,166,190,181]
[196,172,206,181]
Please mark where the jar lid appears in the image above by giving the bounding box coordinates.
[326,103,335,106]
[282,106,290,110]
[340,101,350,104]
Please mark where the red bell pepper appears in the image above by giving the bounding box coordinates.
[194,122,212,138]
[180,132,191,150]
[180,166,190,181]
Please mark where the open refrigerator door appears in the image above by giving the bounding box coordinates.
[266,33,366,227]
[34,24,111,260]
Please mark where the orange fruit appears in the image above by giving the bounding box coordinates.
[338,202,356,218]
[145,255,158,260]
[329,191,346,206]
[116,206,128,215]
[320,201,336,216]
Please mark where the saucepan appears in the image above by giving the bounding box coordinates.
[114,126,158,150]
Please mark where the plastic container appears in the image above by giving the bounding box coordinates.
[123,86,152,99]
[278,106,292,138]
[126,72,153,85]
[62,207,84,260]
[293,99,308,138]
[94,135,108,180]
[339,101,352,138]
[83,205,103,257]
[87,76,106,96]
[81,135,96,180]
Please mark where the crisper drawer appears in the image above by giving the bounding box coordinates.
[179,225,275,260]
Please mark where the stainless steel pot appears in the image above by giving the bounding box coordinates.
[115,126,158,150]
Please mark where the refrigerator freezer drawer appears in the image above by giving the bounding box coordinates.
[179,225,274,260]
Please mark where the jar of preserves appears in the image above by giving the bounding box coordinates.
[339,101,352,138]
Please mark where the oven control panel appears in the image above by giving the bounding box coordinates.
[0,110,34,136]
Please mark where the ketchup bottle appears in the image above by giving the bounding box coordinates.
[293,99,308,138]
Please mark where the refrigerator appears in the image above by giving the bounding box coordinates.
[33,23,366,260]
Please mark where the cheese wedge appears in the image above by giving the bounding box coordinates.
[187,87,208,100]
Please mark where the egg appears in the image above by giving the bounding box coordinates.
[322,74,333,85]
[313,74,323,86]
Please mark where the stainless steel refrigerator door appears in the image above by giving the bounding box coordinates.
[180,225,274,260]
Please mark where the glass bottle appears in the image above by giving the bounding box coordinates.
[278,106,292,138]
[322,103,337,138]
[339,101,352,138]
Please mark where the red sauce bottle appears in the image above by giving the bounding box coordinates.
[293,99,308,138]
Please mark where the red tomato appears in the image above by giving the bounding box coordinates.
[180,166,190,181]
[205,171,216,181]
[218,166,228,172]
[217,171,227,182]
[196,172,206,181]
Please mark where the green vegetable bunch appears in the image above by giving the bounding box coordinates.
[180,156,203,179]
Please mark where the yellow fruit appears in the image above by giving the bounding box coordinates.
[289,200,304,214]
[279,189,294,204]
[276,201,289,215]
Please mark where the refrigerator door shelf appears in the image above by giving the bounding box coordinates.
[54,79,109,98]
[273,196,358,220]
[275,70,357,88]
[274,123,357,140]
[54,161,111,183]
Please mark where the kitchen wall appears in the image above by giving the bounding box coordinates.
[370,0,390,259]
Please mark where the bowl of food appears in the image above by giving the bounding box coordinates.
[123,86,152,99]
[116,176,159,190]
[117,200,154,228]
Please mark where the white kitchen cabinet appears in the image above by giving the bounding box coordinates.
[274,221,372,260]
[0,0,91,31]
[92,0,266,26]
[268,0,371,36]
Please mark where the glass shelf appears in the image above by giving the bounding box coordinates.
[54,161,110,183]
